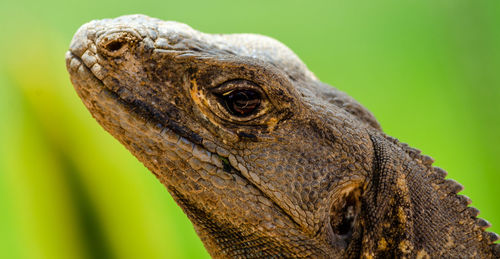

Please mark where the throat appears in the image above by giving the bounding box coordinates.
[169,189,296,258]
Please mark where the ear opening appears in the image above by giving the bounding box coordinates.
[329,186,362,243]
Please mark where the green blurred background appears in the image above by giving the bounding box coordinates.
[0,0,499,258]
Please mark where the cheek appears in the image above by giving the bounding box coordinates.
[239,139,342,223]
[235,119,373,229]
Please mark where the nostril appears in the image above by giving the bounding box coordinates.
[104,40,125,52]
[97,31,138,56]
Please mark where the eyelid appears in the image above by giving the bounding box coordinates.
[211,79,263,96]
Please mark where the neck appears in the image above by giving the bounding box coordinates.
[169,188,326,258]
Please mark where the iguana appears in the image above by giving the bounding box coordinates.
[66,15,499,258]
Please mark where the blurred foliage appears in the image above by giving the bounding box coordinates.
[0,0,499,258]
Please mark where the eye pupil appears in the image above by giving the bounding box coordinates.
[224,90,261,116]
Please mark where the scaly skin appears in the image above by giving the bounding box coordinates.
[66,15,499,258]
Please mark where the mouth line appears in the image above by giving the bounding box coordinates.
[109,87,205,145]
[69,50,204,145]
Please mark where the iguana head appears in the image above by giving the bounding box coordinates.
[66,15,499,258]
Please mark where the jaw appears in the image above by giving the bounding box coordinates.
[66,50,337,258]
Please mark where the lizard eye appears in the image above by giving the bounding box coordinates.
[221,89,261,117]
[211,79,266,120]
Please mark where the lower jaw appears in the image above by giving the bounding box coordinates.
[68,53,316,253]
